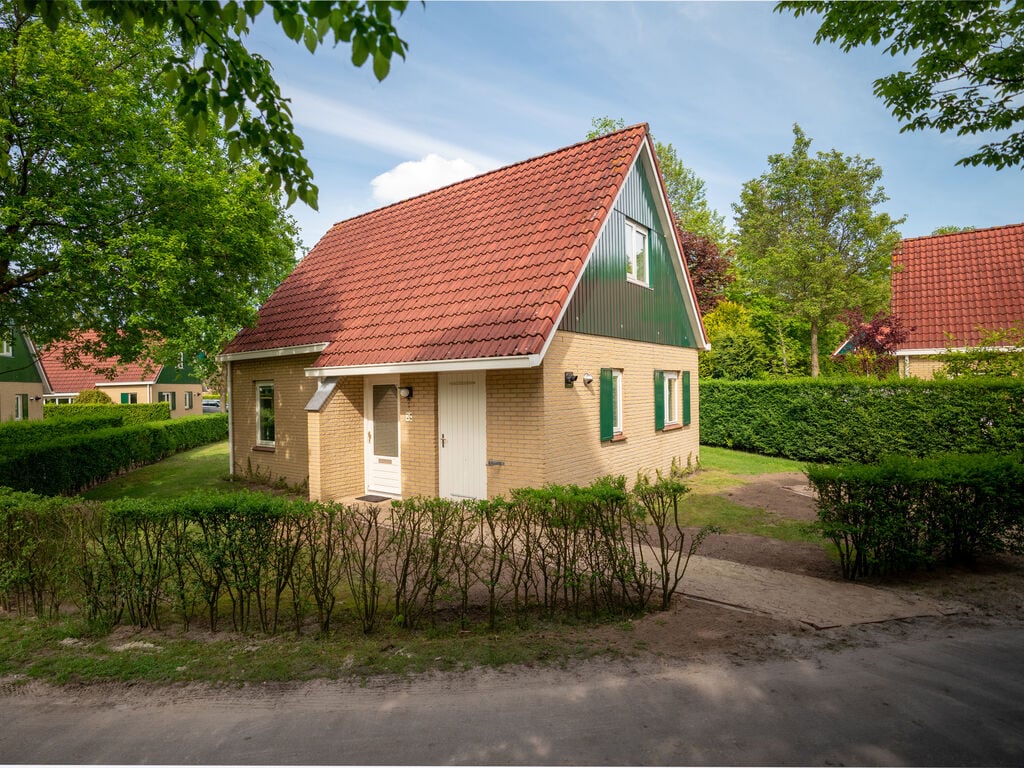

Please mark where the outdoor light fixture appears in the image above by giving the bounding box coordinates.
[582,373,594,385]
[399,387,413,399]
[564,371,578,388]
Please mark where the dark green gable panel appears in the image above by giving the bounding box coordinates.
[558,161,698,348]
[0,329,43,384]
[155,360,202,385]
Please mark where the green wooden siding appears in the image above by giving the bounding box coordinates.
[558,161,698,348]
[155,360,202,385]
[0,329,43,384]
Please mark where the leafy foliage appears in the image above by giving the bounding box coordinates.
[44,402,171,425]
[778,1,1024,170]
[934,325,1024,379]
[676,230,734,312]
[808,453,1024,579]
[733,124,903,376]
[0,3,300,375]
[12,0,410,208]
[833,310,912,378]
[0,414,227,495]
[700,378,1024,462]
[699,300,772,380]
[0,411,122,452]
[73,389,112,405]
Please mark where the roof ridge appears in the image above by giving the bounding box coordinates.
[322,123,650,232]
[901,221,1024,244]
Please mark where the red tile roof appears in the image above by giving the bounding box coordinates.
[892,223,1024,351]
[38,332,163,393]
[222,125,653,368]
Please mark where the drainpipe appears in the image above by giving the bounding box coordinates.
[226,360,234,475]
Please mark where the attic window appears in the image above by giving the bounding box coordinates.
[625,220,649,287]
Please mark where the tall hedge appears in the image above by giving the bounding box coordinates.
[700,378,1024,462]
[43,402,171,425]
[0,414,228,495]
[0,412,124,452]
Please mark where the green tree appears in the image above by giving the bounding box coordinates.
[587,117,727,245]
[777,1,1024,170]
[733,125,903,377]
[0,3,298,374]
[931,225,976,236]
[699,300,771,380]
[74,387,112,404]
[9,0,411,209]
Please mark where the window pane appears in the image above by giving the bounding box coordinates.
[635,230,647,283]
[612,370,622,433]
[258,385,275,444]
[373,384,399,457]
[666,376,676,422]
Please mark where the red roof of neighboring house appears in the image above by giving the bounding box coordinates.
[222,125,678,368]
[38,332,163,394]
[892,223,1024,352]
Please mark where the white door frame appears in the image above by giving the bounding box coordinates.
[363,375,401,497]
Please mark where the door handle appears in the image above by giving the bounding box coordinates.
[441,433,447,448]
[367,430,372,443]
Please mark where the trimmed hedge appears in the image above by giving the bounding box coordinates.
[0,412,124,452]
[43,402,171,425]
[807,453,1024,579]
[0,414,228,496]
[700,378,1024,462]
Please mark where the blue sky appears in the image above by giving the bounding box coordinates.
[250,1,1023,253]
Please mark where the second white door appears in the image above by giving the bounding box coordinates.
[438,371,487,499]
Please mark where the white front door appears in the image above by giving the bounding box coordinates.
[438,371,487,499]
[364,377,401,496]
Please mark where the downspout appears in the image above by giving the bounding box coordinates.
[227,360,234,474]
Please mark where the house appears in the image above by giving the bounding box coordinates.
[218,125,709,501]
[0,326,46,421]
[891,223,1024,378]
[37,332,205,417]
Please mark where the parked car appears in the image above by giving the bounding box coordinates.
[202,399,221,414]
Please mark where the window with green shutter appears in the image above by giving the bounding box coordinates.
[682,371,691,426]
[653,369,665,431]
[600,368,623,441]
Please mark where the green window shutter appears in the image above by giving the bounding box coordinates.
[171,392,177,411]
[120,393,129,404]
[653,369,665,431]
[682,371,691,426]
[599,368,614,441]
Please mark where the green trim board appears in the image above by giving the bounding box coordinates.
[559,160,698,349]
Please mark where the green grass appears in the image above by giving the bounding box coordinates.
[82,441,234,500]
[698,446,808,475]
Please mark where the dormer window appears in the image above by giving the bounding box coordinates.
[625,220,649,287]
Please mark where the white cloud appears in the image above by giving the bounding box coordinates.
[283,86,502,171]
[370,154,482,204]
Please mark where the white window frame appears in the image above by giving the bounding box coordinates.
[664,371,679,426]
[612,369,623,435]
[184,391,194,410]
[625,220,649,287]
[121,392,139,404]
[256,381,275,448]
[14,393,28,421]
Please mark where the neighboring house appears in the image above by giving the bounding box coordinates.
[0,326,46,421]
[891,223,1024,378]
[218,125,709,502]
[37,332,205,417]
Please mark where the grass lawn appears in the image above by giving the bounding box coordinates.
[82,441,234,500]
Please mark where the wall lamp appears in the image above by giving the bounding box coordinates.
[399,387,413,399]
[564,371,578,388]
[582,373,594,385]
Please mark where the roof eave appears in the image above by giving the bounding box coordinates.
[217,342,331,363]
[305,353,544,377]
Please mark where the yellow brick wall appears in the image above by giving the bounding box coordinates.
[308,376,364,501]
[0,383,44,421]
[486,367,547,498]
[400,373,439,498]
[902,356,946,379]
[229,354,318,488]
[540,332,700,486]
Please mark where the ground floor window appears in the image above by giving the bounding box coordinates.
[600,368,623,441]
[158,391,177,410]
[14,393,28,421]
[257,382,275,447]
[184,391,194,410]
[120,392,138,404]
[664,371,679,425]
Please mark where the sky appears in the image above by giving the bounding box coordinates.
[248,1,1023,254]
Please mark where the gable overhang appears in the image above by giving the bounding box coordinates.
[305,352,543,378]
[217,342,331,363]
[21,333,53,394]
